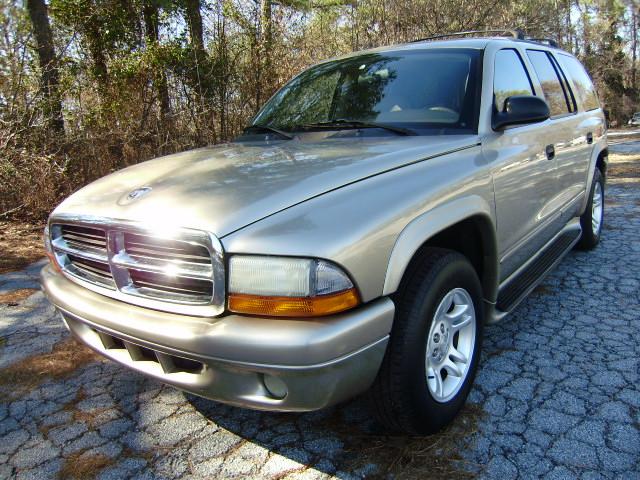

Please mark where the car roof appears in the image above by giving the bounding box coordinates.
[326,37,572,63]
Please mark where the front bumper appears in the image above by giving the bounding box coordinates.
[41,265,394,411]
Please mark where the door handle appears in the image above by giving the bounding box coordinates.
[586,132,593,144]
[545,144,555,160]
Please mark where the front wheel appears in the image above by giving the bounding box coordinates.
[370,248,484,434]
[577,168,604,250]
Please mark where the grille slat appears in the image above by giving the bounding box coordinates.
[63,233,107,247]
[127,247,211,264]
[68,257,112,279]
[125,233,210,262]
[129,269,213,298]
[61,226,107,246]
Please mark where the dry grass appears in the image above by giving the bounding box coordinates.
[0,221,45,274]
[58,452,115,480]
[324,403,485,479]
[0,338,101,399]
[59,388,115,429]
[0,288,38,305]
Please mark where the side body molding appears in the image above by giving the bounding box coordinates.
[382,195,498,302]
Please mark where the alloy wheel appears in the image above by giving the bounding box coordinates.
[425,288,476,403]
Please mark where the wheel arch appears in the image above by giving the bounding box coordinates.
[382,196,499,304]
[596,147,608,179]
[581,143,608,214]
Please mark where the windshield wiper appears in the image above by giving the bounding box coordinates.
[243,124,294,140]
[301,119,416,136]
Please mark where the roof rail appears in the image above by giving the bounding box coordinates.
[525,37,559,48]
[411,29,526,43]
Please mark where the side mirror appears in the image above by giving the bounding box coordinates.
[492,95,550,131]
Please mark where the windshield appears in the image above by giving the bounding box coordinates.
[252,48,482,135]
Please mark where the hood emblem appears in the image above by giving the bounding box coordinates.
[126,187,152,201]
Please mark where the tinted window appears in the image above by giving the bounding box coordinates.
[557,55,600,111]
[549,54,576,112]
[527,50,571,117]
[253,49,481,135]
[494,49,534,111]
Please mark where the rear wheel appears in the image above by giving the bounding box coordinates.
[577,168,604,250]
[370,248,484,434]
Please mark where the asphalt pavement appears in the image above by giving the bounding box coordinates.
[0,141,638,479]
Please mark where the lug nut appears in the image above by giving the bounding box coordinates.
[440,324,445,333]
[434,333,440,343]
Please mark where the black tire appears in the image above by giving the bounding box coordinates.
[370,248,484,434]
[576,168,604,250]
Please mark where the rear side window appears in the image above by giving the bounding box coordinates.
[493,49,534,111]
[557,55,600,111]
[526,50,572,117]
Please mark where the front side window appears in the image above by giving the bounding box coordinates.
[557,55,600,111]
[526,50,572,117]
[252,49,482,135]
[493,49,534,111]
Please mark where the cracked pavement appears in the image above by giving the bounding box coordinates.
[0,141,639,479]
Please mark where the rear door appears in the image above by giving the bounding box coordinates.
[525,49,593,219]
[553,53,606,216]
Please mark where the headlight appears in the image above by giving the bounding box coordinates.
[228,256,360,317]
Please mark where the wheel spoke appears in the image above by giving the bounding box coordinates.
[443,358,463,377]
[436,292,456,322]
[445,303,469,322]
[427,367,444,397]
[450,313,472,332]
[449,345,467,364]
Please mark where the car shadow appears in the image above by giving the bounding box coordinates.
[186,391,483,478]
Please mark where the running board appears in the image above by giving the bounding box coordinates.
[493,222,581,320]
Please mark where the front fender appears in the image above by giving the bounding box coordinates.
[382,195,497,301]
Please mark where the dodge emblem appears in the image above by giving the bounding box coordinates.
[127,187,152,201]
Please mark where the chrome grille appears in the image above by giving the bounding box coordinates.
[49,216,225,317]
[124,232,211,264]
[61,225,108,254]
[53,225,114,288]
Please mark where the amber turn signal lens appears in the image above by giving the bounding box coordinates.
[43,226,61,272]
[45,251,61,272]
[228,288,360,317]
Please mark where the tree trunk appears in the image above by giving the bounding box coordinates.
[184,0,204,53]
[26,0,64,134]
[255,0,272,110]
[632,6,637,90]
[143,2,170,119]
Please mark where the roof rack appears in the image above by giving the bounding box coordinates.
[411,30,560,48]
[525,37,559,48]
[412,29,525,43]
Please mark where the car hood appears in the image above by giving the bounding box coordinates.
[52,135,479,237]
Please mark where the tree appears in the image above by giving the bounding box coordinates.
[142,0,170,119]
[25,0,64,134]
[183,0,204,52]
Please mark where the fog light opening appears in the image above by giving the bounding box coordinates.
[262,374,288,400]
